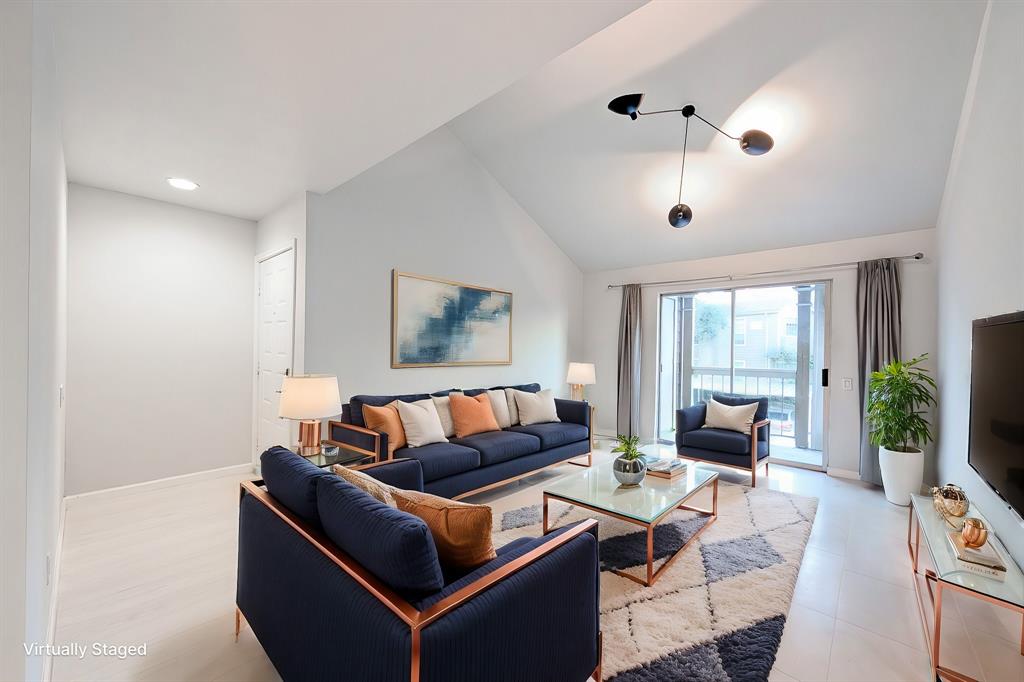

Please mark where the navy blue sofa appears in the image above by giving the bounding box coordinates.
[675,393,772,486]
[237,447,601,682]
[327,383,592,499]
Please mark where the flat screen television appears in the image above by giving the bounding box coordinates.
[969,311,1024,518]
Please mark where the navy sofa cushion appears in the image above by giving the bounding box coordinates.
[260,446,332,526]
[712,392,769,422]
[681,428,752,455]
[316,476,444,597]
[511,423,588,449]
[424,439,589,499]
[392,442,481,482]
[679,443,769,468]
[360,458,424,492]
[452,431,540,466]
[349,392,431,427]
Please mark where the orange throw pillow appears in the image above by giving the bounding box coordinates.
[391,489,497,568]
[362,402,407,458]
[449,393,500,438]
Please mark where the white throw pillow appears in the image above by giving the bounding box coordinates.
[486,390,512,429]
[396,398,449,447]
[503,388,521,426]
[431,393,462,438]
[703,398,758,434]
[513,389,560,426]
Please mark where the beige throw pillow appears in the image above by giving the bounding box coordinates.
[513,389,560,426]
[503,388,521,426]
[396,398,449,447]
[487,390,512,429]
[332,464,396,507]
[703,398,758,434]
[431,393,462,439]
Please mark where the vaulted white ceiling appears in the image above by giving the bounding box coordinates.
[450,0,985,271]
[49,0,644,219]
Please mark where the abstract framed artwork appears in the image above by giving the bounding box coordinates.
[391,270,512,368]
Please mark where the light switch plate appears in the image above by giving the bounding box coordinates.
[842,377,854,391]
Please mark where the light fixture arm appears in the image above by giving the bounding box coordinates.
[637,105,740,141]
[677,116,689,205]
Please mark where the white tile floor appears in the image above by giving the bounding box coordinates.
[49,443,1024,681]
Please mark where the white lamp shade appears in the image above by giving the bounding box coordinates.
[278,375,343,420]
[566,362,596,385]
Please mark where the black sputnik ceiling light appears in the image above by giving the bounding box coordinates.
[608,93,774,228]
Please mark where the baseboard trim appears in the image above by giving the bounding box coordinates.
[42,498,66,682]
[64,463,256,503]
[827,467,860,480]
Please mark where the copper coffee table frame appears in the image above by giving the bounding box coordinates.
[543,474,718,587]
[907,506,1024,682]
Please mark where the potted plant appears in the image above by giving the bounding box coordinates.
[867,353,937,506]
[612,434,646,486]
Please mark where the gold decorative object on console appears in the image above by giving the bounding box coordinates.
[961,517,989,548]
[931,484,970,529]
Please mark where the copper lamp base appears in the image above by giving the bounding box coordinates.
[570,384,585,401]
[297,420,322,456]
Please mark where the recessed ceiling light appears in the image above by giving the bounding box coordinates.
[166,177,199,191]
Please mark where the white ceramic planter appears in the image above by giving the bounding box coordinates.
[878,446,924,506]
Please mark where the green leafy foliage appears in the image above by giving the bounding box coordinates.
[612,434,642,461]
[867,353,937,452]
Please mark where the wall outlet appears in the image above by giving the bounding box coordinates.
[842,377,854,391]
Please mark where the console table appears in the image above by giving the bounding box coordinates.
[908,494,1024,681]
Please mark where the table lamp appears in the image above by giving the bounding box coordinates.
[566,362,596,402]
[278,374,342,456]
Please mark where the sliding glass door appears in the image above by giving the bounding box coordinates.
[657,282,829,469]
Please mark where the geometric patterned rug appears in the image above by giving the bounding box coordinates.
[492,481,818,681]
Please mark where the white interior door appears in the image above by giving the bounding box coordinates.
[256,248,295,456]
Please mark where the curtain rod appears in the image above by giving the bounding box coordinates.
[606,252,925,289]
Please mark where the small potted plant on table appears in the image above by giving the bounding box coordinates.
[867,353,937,506]
[612,434,646,487]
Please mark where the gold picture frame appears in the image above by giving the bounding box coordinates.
[391,270,513,368]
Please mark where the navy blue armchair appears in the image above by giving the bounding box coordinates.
[675,393,772,486]
[237,447,602,682]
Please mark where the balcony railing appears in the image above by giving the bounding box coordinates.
[689,366,796,438]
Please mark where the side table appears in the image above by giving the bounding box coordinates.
[908,494,1024,681]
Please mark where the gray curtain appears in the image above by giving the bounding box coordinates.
[857,258,902,485]
[617,284,643,437]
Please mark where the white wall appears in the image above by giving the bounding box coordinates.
[935,2,1024,565]
[25,5,68,680]
[67,185,256,494]
[306,126,583,399]
[0,4,34,678]
[582,229,937,476]
[1,5,69,678]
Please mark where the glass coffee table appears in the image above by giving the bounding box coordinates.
[543,459,718,586]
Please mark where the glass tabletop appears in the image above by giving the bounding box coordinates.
[544,458,716,524]
[298,445,371,469]
[911,494,1024,608]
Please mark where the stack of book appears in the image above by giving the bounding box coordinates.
[947,531,1007,580]
[646,458,687,480]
